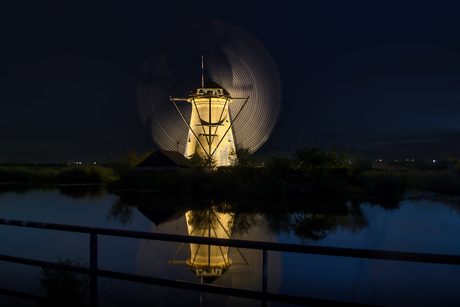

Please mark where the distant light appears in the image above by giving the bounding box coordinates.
[395,159,398,161]
[412,159,414,162]
[93,162,96,165]
[79,162,82,165]
[407,159,409,162]
[433,160,436,163]
[379,159,382,162]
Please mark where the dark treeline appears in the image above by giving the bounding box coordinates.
[109,145,406,202]
[2,144,460,196]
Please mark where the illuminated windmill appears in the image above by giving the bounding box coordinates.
[137,21,282,166]
[170,57,250,165]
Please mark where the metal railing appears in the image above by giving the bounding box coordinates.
[1,218,460,306]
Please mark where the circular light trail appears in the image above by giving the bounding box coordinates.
[137,20,282,154]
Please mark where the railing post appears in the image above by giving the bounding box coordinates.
[90,232,98,307]
[262,249,268,307]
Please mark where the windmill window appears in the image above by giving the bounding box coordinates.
[188,134,191,142]
[228,134,232,142]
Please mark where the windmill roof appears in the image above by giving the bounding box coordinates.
[136,150,191,168]
[197,80,230,95]
[137,206,185,226]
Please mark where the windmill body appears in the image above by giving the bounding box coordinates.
[182,83,237,166]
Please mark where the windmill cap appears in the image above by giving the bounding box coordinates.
[196,80,230,95]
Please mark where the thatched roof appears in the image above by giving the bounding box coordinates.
[136,150,191,170]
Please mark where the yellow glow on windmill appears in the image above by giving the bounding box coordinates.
[170,56,250,166]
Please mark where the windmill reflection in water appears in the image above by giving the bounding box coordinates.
[133,198,282,304]
[169,208,249,282]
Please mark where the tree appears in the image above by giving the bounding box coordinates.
[264,152,294,178]
[293,145,338,179]
[337,148,371,182]
[189,153,217,172]
[229,147,253,166]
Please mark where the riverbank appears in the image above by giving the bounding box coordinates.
[362,169,460,195]
[2,144,460,198]
[0,165,114,184]
[2,165,459,198]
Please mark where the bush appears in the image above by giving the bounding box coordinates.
[0,166,59,183]
[58,166,112,184]
[36,256,90,307]
[189,153,217,172]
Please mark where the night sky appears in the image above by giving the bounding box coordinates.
[2,1,460,162]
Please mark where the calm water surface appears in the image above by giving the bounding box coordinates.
[0,187,459,306]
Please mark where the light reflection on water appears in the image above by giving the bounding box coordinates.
[134,208,281,307]
[0,186,459,306]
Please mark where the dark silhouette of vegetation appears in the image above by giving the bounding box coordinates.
[35,255,110,307]
[3,145,460,197]
[36,256,89,307]
[189,153,217,172]
[0,165,113,184]
[229,147,255,166]
[362,169,460,195]
[108,145,409,203]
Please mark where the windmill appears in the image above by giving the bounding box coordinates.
[137,21,282,166]
[170,56,251,165]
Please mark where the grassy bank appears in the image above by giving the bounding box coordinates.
[107,145,405,201]
[362,170,460,195]
[0,165,114,184]
[3,145,459,198]
[108,165,402,203]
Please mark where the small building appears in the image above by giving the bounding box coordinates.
[134,150,191,171]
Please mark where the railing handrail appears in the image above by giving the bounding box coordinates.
[1,218,459,265]
[2,217,460,306]
[0,253,376,307]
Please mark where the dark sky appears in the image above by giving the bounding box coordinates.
[1,0,460,162]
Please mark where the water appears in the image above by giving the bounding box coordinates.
[0,187,459,306]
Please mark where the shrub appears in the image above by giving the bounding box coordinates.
[36,256,90,307]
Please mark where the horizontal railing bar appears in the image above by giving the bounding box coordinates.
[0,254,378,307]
[1,218,460,265]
